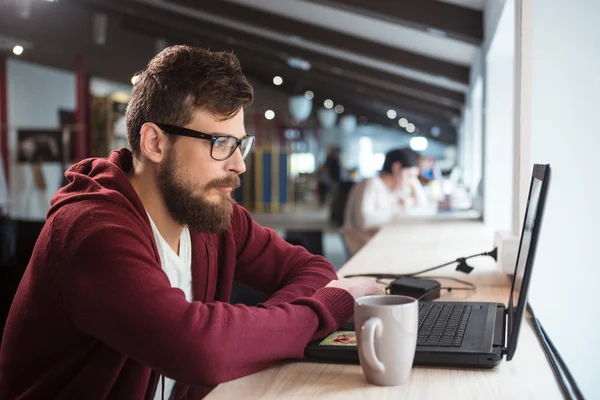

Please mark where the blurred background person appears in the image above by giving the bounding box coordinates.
[316,163,331,208]
[342,148,428,256]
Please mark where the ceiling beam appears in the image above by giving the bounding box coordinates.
[166,0,470,84]
[255,59,459,120]
[117,15,459,122]
[247,69,456,144]
[304,0,483,45]
[118,15,460,118]
[74,0,457,142]
[80,0,466,107]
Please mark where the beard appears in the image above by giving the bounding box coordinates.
[157,151,240,233]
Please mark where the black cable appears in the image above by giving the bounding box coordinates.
[375,278,392,294]
[343,248,497,280]
[527,304,584,400]
[370,275,477,300]
[375,278,390,286]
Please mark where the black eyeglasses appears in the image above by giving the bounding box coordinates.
[155,123,255,161]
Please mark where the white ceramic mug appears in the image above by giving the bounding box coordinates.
[354,295,418,386]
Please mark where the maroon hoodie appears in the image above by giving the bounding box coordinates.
[0,149,354,399]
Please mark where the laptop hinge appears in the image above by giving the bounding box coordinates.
[499,304,508,356]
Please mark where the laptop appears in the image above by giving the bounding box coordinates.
[306,164,550,368]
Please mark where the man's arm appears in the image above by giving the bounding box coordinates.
[231,205,340,306]
[53,207,354,387]
[410,177,429,207]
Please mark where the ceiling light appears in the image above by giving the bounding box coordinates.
[410,136,428,151]
[92,12,108,46]
[406,123,416,133]
[386,109,397,119]
[264,110,275,120]
[131,75,140,85]
[273,76,283,86]
[399,118,408,128]
[304,90,314,100]
[324,99,334,109]
[431,126,441,137]
[287,57,311,71]
[12,45,24,56]
[334,105,344,114]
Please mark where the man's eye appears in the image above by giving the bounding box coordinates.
[214,138,230,147]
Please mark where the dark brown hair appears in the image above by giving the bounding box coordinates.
[126,45,254,157]
[381,148,420,173]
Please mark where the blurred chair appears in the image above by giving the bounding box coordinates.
[231,230,328,306]
[229,282,268,306]
[0,219,17,267]
[1,219,44,342]
[329,180,355,228]
[284,229,324,256]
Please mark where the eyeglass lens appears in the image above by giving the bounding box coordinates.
[211,136,255,160]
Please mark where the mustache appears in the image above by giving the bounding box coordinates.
[204,175,241,191]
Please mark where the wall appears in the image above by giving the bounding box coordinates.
[460,76,483,196]
[484,0,509,52]
[469,76,483,196]
[483,0,516,232]
[90,77,132,97]
[6,61,135,220]
[7,58,75,220]
[458,0,511,223]
[521,0,599,397]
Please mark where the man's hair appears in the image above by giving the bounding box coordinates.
[126,45,254,157]
[381,148,420,173]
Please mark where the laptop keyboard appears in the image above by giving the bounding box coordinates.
[418,303,472,347]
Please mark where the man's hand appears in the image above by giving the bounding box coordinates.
[326,278,384,299]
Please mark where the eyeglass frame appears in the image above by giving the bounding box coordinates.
[154,123,255,161]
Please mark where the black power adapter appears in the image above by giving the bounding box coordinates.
[388,276,441,301]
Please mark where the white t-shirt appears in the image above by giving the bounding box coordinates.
[147,213,192,400]
[342,176,428,256]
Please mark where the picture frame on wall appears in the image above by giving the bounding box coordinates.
[17,129,64,163]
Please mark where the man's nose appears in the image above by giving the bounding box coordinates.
[226,147,247,175]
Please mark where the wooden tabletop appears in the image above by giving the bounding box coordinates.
[207,220,563,399]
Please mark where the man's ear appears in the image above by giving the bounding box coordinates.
[139,123,170,164]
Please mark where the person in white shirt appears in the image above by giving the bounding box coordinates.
[342,148,429,257]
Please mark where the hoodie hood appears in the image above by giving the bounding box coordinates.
[48,148,146,220]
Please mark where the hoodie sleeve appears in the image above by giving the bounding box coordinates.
[230,204,341,306]
[52,207,353,387]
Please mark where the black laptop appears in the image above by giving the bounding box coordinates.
[306,164,550,368]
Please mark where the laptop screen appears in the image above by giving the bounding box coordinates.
[506,164,550,360]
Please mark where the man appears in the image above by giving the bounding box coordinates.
[0,46,381,399]
[342,148,429,257]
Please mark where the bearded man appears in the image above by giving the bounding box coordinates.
[0,45,381,400]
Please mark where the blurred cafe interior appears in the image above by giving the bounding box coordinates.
[0,0,598,398]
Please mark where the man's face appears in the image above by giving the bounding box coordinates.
[393,165,419,190]
[157,109,247,232]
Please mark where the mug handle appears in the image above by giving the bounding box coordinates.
[359,317,385,373]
